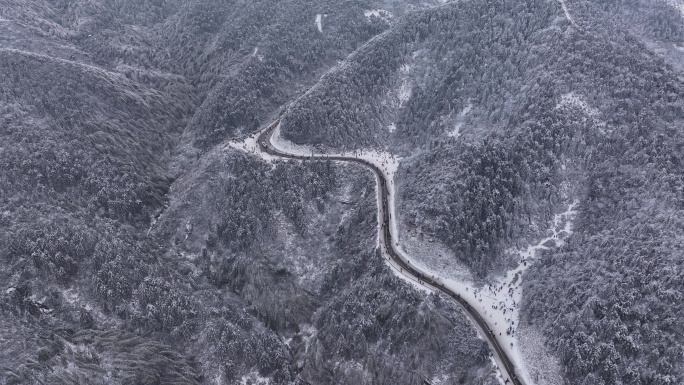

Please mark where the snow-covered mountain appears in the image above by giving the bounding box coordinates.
[2,0,684,384]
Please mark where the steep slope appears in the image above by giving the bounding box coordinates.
[4,0,683,383]
[277,0,684,382]
[0,0,500,384]
[520,1,684,384]
[278,0,572,276]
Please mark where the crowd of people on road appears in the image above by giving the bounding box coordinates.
[470,281,522,343]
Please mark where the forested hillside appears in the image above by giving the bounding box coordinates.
[520,1,684,384]
[0,0,501,384]
[279,0,576,275]
[278,0,684,382]
[523,132,684,384]
[3,0,684,383]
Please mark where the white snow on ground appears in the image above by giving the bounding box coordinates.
[382,233,435,294]
[490,356,507,385]
[556,93,598,116]
[379,234,435,294]
[449,124,462,138]
[447,103,472,138]
[665,0,684,18]
[430,374,452,385]
[364,9,392,22]
[556,92,608,133]
[254,124,432,293]
[558,0,576,26]
[315,14,323,32]
[386,158,577,385]
[61,289,90,310]
[239,372,271,385]
[391,197,577,384]
[270,123,315,155]
[437,202,578,385]
[394,64,412,107]
[269,123,401,177]
[252,47,264,61]
[398,81,411,105]
[233,121,578,382]
[388,123,397,133]
[227,130,280,164]
[300,324,317,354]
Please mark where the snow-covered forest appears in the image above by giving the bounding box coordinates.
[277,0,684,383]
[2,0,684,384]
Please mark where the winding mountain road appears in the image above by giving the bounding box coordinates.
[256,120,524,385]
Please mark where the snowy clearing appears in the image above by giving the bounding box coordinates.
[315,14,323,32]
[665,0,684,18]
[393,198,577,384]
[556,93,598,116]
[449,123,462,138]
[438,202,578,385]
[447,103,472,138]
[227,131,280,164]
[430,374,456,385]
[364,9,392,22]
[239,372,271,385]
[300,324,317,354]
[383,160,577,384]
[556,92,608,133]
[392,64,412,107]
[388,123,397,133]
[61,287,112,327]
[398,81,411,105]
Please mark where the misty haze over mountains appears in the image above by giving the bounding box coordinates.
[1,0,684,384]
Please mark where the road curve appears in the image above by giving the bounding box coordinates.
[257,120,524,385]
